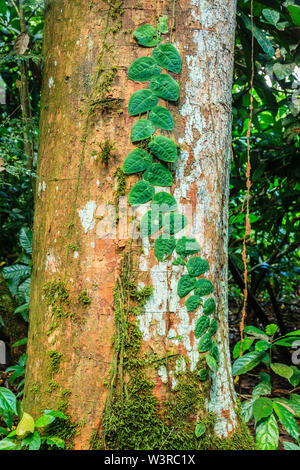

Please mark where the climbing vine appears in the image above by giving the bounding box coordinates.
[123,20,220,383]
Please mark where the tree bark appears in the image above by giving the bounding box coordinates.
[23,0,254,450]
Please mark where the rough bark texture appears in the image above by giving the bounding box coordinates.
[23,0,254,450]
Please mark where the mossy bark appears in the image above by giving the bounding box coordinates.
[23,0,254,450]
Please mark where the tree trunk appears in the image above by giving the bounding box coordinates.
[23,0,254,450]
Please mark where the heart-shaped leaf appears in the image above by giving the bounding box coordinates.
[149,74,180,101]
[187,257,209,277]
[151,191,177,212]
[206,354,218,373]
[149,106,174,130]
[128,89,158,116]
[195,315,210,338]
[130,119,155,142]
[148,135,178,162]
[143,163,173,187]
[128,57,161,82]
[203,297,216,315]
[198,333,212,353]
[133,24,161,47]
[194,278,214,296]
[176,237,200,256]
[123,148,152,174]
[128,180,155,206]
[154,235,176,261]
[177,275,196,298]
[186,294,201,313]
[152,43,182,73]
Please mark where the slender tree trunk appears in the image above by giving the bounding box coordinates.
[23,0,254,450]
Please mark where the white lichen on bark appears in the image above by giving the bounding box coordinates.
[138,0,238,438]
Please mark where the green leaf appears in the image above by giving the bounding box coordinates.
[187,257,209,277]
[209,318,218,336]
[123,148,152,174]
[148,106,174,130]
[290,395,300,417]
[283,441,300,451]
[287,5,300,25]
[128,57,161,82]
[206,354,218,373]
[270,363,294,380]
[265,324,278,336]
[140,210,163,237]
[162,213,188,235]
[262,9,280,27]
[176,237,200,256]
[0,387,17,414]
[128,89,158,116]
[45,436,65,449]
[177,275,196,298]
[19,227,32,255]
[151,192,177,212]
[148,135,178,162]
[240,12,274,58]
[130,119,155,142]
[232,351,265,376]
[253,397,273,424]
[289,366,300,388]
[172,256,186,266]
[152,43,182,73]
[133,24,161,47]
[233,338,254,359]
[252,373,272,399]
[203,298,216,316]
[255,340,271,352]
[256,414,279,450]
[194,278,213,296]
[12,338,28,348]
[156,16,168,34]
[149,73,180,101]
[154,235,176,261]
[186,294,201,313]
[195,315,210,338]
[128,181,155,206]
[44,410,68,420]
[198,333,212,353]
[241,400,254,424]
[197,369,207,381]
[210,342,220,364]
[35,414,55,428]
[16,412,35,437]
[195,423,205,438]
[22,431,41,450]
[273,401,300,442]
[0,438,17,450]
[143,163,173,187]
[244,325,269,341]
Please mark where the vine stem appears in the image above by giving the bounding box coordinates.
[240,0,254,355]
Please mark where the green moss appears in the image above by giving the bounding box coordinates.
[46,379,59,393]
[114,166,126,197]
[68,243,79,252]
[29,383,39,395]
[47,350,62,374]
[43,279,73,320]
[57,389,72,413]
[78,289,91,306]
[95,139,116,166]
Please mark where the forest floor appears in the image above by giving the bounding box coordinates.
[0,299,299,450]
[229,298,300,450]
